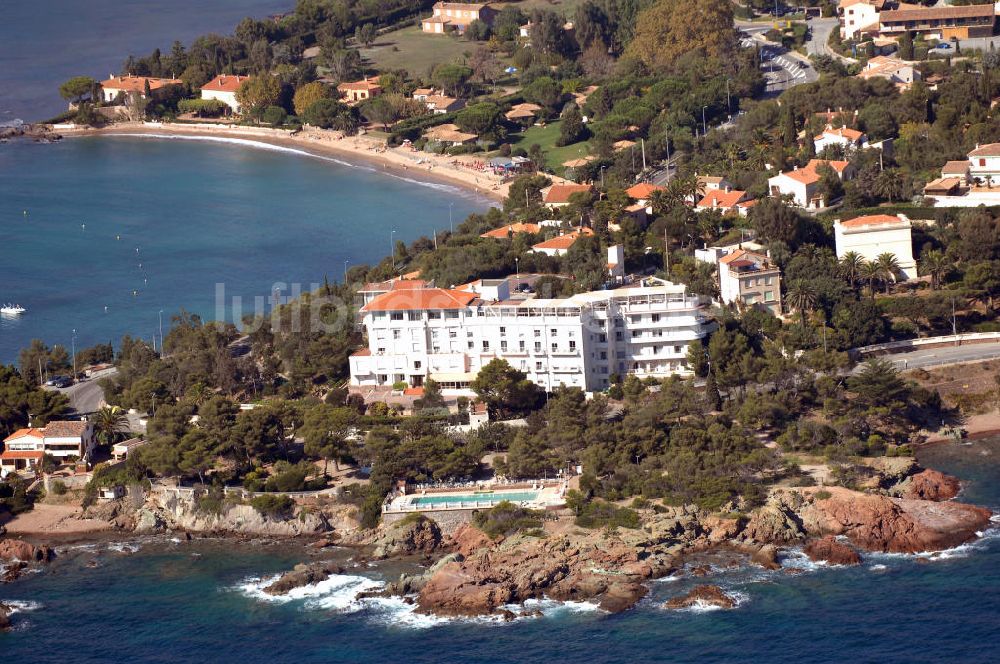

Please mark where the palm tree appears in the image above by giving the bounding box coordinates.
[724,143,744,169]
[91,405,129,446]
[839,251,865,290]
[920,249,950,290]
[786,280,818,326]
[875,252,901,294]
[861,261,881,299]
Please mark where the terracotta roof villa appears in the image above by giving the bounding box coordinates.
[626,183,665,200]
[360,288,478,312]
[201,74,251,93]
[543,184,594,206]
[878,4,995,39]
[480,222,543,239]
[100,75,182,102]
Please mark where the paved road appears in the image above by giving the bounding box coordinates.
[855,342,1000,373]
[740,33,819,94]
[46,367,117,415]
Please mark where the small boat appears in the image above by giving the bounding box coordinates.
[0,304,26,316]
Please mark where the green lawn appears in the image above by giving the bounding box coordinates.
[362,25,477,78]
[494,0,588,19]
[509,120,591,173]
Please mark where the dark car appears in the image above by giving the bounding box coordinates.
[49,375,73,388]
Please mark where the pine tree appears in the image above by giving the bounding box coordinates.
[705,370,722,411]
[781,107,796,148]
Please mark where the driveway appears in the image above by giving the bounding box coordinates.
[46,367,117,416]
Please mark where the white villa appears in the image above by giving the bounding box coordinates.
[1,421,96,477]
[348,279,714,394]
[833,214,917,280]
[768,159,855,209]
[200,74,251,114]
[968,143,1000,183]
[813,126,868,154]
[717,249,783,316]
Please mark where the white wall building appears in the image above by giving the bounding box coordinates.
[349,281,714,393]
[718,249,782,316]
[1,421,96,477]
[839,0,882,40]
[200,74,251,114]
[968,143,1000,182]
[813,126,868,154]
[768,159,854,209]
[834,214,917,280]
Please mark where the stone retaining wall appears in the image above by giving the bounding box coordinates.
[383,508,473,534]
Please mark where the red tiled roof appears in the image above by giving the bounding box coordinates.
[544,184,594,204]
[338,77,381,92]
[969,143,1000,158]
[481,222,542,238]
[942,160,970,174]
[625,183,665,200]
[532,228,594,251]
[201,74,251,93]
[362,288,477,312]
[881,5,994,22]
[42,421,89,438]
[780,159,849,184]
[359,278,430,293]
[839,214,907,228]
[697,189,748,209]
[100,75,182,93]
[816,126,864,142]
[0,450,44,460]
[3,428,44,442]
[403,387,424,396]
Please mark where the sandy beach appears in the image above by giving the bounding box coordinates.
[56,121,512,203]
[3,503,112,537]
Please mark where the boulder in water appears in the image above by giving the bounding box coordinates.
[803,536,861,566]
[665,585,736,610]
[263,561,345,596]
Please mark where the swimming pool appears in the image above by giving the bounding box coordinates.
[408,491,539,507]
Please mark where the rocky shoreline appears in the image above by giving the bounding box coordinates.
[0,123,62,143]
[1,461,994,620]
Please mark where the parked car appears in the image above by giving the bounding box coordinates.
[47,375,73,388]
[933,43,951,50]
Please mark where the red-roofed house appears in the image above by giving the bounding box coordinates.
[480,222,542,239]
[967,143,1000,182]
[1,421,96,476]
[422,2,498,34]
[357,278,431,307]
[813,125,868,154]
[695,188,754,217]
[1,428,44,476]
[625,183,665,202]
[543,184,594,208]
[338,77,382,104]
[531,228,594,256]
[200,74,252,113]
[768,159,855,209]
[834,214,916,279]
[100,75,183,103]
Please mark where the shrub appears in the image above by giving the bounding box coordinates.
[51,480,68,496]
[574,500,641,529]
[250,494,295,518]
[472,501,545,538]
[814,490,832,501]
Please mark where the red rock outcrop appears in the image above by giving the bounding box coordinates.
[664,585,736,610]
[450,523,492,557]
[0,538,54,563]
[799,488,991,554]
[903,469,961,502]
[803,536,861,565]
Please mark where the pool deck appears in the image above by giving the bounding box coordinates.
[383,482,567,513]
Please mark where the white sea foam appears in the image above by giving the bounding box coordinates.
[3,600,43,613]
[101,133,489,200]
[107,542,140,554]
[870,564,888,571]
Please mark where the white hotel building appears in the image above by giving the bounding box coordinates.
[349,279,714,393]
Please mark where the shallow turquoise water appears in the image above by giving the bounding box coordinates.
[2,439,998,663]
[0,136,490,363]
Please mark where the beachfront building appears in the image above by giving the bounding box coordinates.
[422,2,497,34]
[348,279,713,393]
[834,214,917,280]
[543,184,594,208]
[505,103,543,125]
[338,77,382,104]
[1,421,97,476]
[112,437,148,462]
[200,74,251,114]
[423,95,465,114]
[0,428,44,477]
[99,75,183,103]
[357,277,431,308]
[718,249,783,316]
[424,123,478,147]
[768,159,855,209]
[480,222,542,239]
[531,228,594,256]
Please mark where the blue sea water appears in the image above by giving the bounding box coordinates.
[2,439,998,663]
[0,136,491,363]
[0,0,287,122]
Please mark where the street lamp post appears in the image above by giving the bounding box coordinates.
[449,202,454,233]
[158,310,163,355]
[390,229,396,270]
[600,166,606,187]
[71,329,77,380]
[344,260,350,283]
[701,106,708,137]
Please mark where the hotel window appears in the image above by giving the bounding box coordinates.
[551,343,558,352]
[414,361,421,369]
[501,341,508,351]
[390,312,404,321]
[534,342,542,352]
[615,331,623,341]
[519,340,526,351]
[445,310,459,319]
[412,343,420,352]
[428,311,441,319]
[600,351,607,360]
[432,345,441,353]
[449,330,457,338]
[674,345,681,353]
[377,347,385,354]
[631,315,641,323]
[569,340,576,351]
[431,330,439,339]
[408,312,421,321]
[536,362,543,371]
[482,340,490,351]
[651,313,660,322]
[599,333,607,343]
[500,326,506,335]
[468,341,474,349]
[765,291,775,302]
[534,329,541,337]
[392,330,400,339]
[550,328,557,336]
